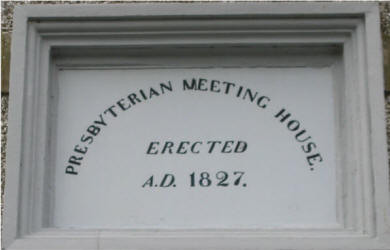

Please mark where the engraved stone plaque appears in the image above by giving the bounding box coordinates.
[3,3,389,250]
[54,68,336,229]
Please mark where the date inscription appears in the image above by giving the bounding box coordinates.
[142,171,246,188]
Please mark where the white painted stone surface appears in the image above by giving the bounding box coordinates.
[54,68,337,229]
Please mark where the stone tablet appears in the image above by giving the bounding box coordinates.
[3,3,390,250]
[55,68,335,229]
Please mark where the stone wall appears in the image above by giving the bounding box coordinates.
[381,3,390,92]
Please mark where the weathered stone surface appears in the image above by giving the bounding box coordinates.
[380,2,390,91]
[1,94,8,215]
[380,3,390,39]
[1,32,11,93]
[384,41,390,91]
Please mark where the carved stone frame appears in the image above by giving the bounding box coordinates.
[3,3,390,250]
